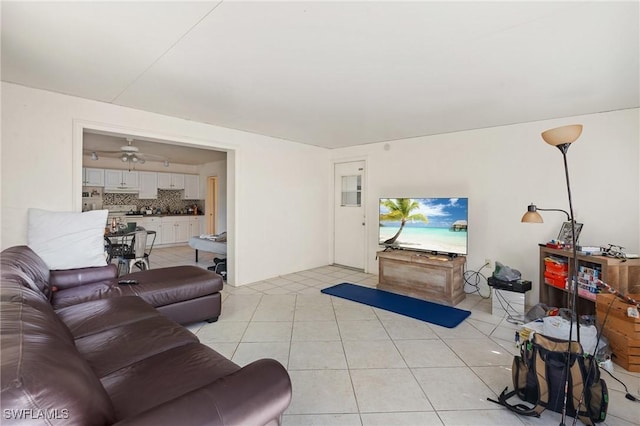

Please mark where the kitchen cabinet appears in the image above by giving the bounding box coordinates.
[160,216,190,245]
[138,172,158,199]
[189,216,204,237]
[105,170,139,189]
[183,174,200,199]
[82,168,104,186]
[157,173,184,190]
[139,217,161,247]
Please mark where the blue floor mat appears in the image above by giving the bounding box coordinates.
[321,283,471,328]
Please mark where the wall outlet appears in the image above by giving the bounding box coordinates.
[485,258,494,270]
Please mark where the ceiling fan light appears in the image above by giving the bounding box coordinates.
[131,155,138,163]
[90,152,98,161]
[121,154,128,162]
[138,158,145,164]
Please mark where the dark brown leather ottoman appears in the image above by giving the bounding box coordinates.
[50,264,223,325]
[120,266,223,324]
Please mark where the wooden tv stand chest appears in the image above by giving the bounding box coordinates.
[377,250,466,306]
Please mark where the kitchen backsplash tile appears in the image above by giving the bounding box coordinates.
[103,190,202,214]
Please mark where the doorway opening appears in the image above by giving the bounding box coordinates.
[73,121,235,284]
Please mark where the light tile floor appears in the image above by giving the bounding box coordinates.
[151,245,640,426]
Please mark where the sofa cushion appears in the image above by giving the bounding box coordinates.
[56,296,159,339]
[1,282,115,426]
[49,264,118,290]
[74,315,199,378]
[100,343,240,421]
[1,245,52,299]
[27,208,108,270]
[118,265,224,307]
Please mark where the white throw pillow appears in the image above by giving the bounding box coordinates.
[27,209,108,270]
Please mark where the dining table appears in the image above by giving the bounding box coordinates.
[104,229,156,264]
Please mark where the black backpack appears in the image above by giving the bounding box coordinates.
[489,333,608,425]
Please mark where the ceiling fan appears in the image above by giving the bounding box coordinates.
[87,138,169,167]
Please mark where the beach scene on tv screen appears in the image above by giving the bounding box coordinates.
[379,198,468,254]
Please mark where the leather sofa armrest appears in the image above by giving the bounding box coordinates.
[114,358,292,426]
[50,264,118,290]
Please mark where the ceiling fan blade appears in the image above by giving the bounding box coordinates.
[138,152,167,160]
[87,149,123,154]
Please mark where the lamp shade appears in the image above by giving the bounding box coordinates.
[541,124,583,146]
[521,204,544,223]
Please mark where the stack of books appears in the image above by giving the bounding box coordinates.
[577,265,600,301]
[577,245,602,255]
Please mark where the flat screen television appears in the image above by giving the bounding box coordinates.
[379,197,468,256]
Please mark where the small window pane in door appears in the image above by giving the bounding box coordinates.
[341,175,361,207]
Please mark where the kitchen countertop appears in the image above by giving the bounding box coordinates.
[126,213,205,218]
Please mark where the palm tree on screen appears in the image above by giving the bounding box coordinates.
[380,198,428,245]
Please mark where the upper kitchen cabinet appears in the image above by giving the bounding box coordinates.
[138,171,158,199]
[157,173,184,190]
[183,175,200,200]
[82,168,104,186]
[105,169,139,190]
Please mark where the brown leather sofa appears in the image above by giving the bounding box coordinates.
[1,245,292,425]
[4,245,223,325]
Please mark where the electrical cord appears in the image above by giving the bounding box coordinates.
[493,288,526,325]
[602,368,640,403]
[463,262,491,299]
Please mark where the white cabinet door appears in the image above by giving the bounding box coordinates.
[157,172,172,189]
[157,173,184,190]
[183,175,199,199]
[104,169,139,189]
[171,174,185,190]
[104,170,122,187]
[84,168,104,186]
[122,171,139,189]
[159,217,190,244]
[189,217,203,237]
[138,172,158,199]
[159,218,175,244]
[175,219,190,243]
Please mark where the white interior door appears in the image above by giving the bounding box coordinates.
[334,161,366,270]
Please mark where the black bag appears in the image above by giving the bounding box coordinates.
[208,257,227,280]
[489,333,608,425]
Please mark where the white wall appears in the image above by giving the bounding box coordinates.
[330,109,639,305]
[1,82,331,285]
[3,82,637,294]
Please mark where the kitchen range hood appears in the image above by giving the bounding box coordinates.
[103,187,139,194]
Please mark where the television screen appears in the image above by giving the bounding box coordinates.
[379,197,468,255]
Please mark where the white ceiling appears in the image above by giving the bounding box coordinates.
[2,1,638,149]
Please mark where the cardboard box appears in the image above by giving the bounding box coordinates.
[596,293,640,372]
[601,327,640,372]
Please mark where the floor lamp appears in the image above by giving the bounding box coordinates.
[540,124,583,426]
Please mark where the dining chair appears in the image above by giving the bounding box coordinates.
[117,230,150,275]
